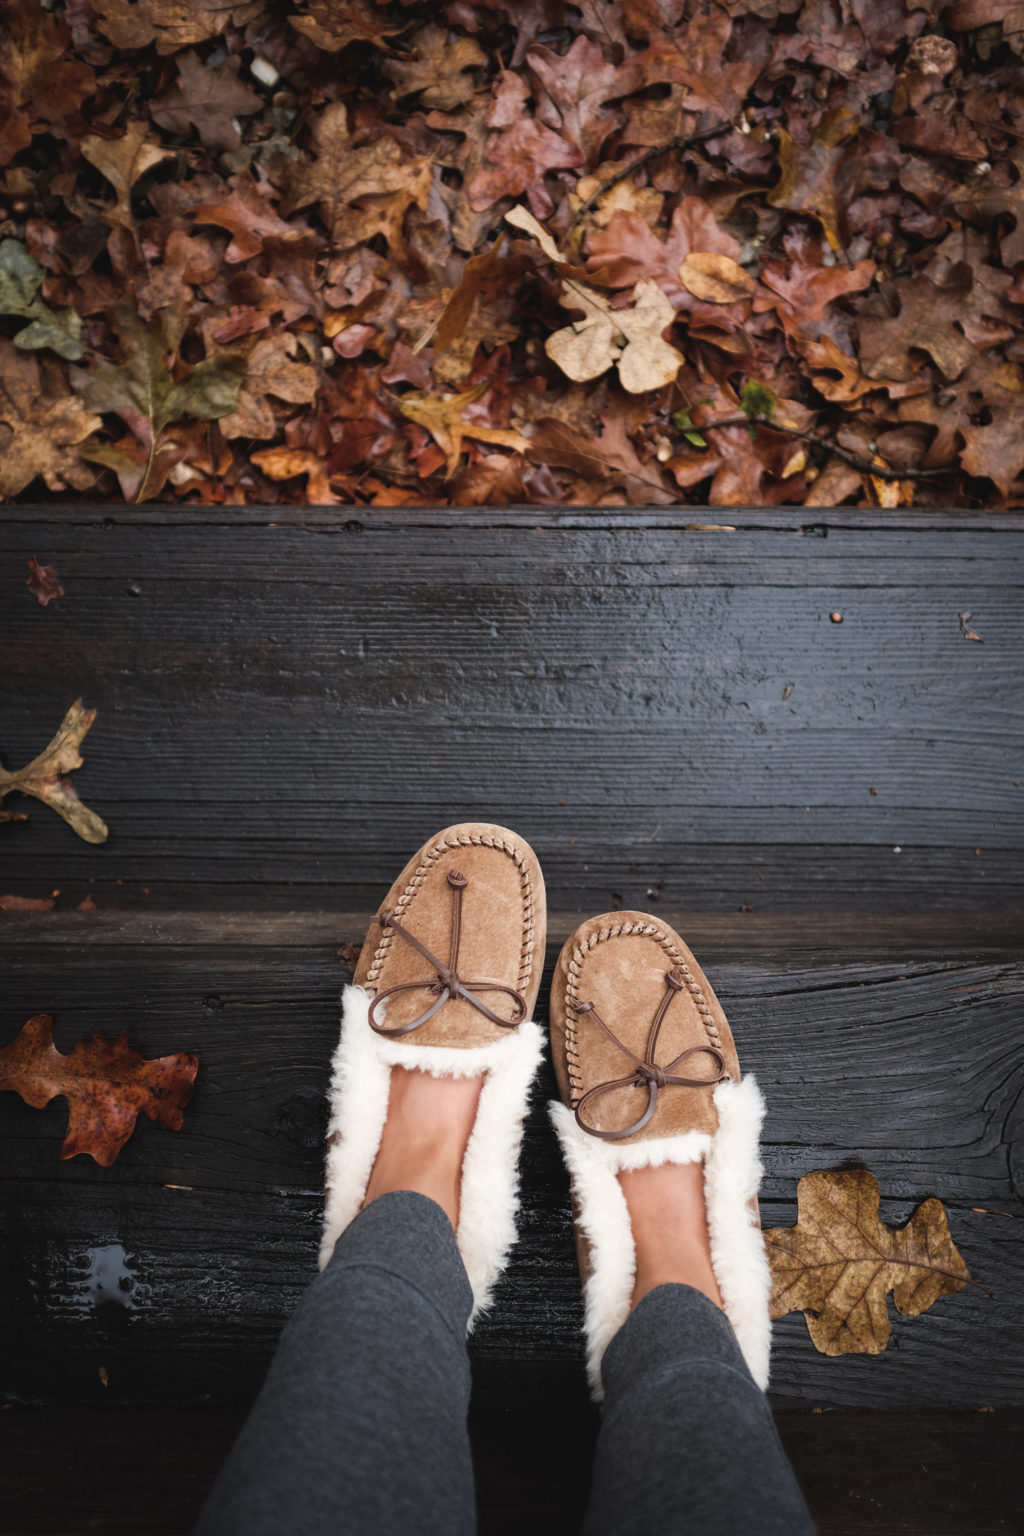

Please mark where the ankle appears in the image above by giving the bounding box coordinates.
[618,1161,724,1312]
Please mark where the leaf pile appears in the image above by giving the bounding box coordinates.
[765,1167,972,1355]
[3,0,1024,507]
[0,1012,198,1166]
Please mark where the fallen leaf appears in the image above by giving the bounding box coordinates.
[81,120,175,234]
[0,699,108,844]
[398,382,530,477]
[382,25,486,112]
[0,238,86,360]
[150,49,263,153]
[71,302,246,501]
[678,253,757,305]
[507,205,683,392]
[0,340,102,498]
[216,332,319,440]
[288,0,405,53]
[0,1013,198,1166]
[766,1168,971,1356]
[767,110,861,258]
[0,894,56,912]
[26,556,64,607]
[91,0,265,55]
[468,71,584,219]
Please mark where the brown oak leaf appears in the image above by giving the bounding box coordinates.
[81,119,175,234]
[858,268,976,383]
[91,0,266,55]
[382,25,486,112]
[26,556,64,607]
[767,109,861,258]
[0,340,102,498]
[526,35,644,161]
[150,49,264,152]
[959,360,1024,495]
[0,0,95,166]
[468,71,583,219]
[279,104,417,245]
[217,332,319,440]
[528,416,675,505]
[288,0,405,53]
[0,699,108,844]
[0,1013,198,1166]
[766,1168,971,1356]
[398,381,530,478]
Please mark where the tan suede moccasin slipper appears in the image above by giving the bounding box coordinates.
[548,912,771,1396]
[320,823,546,1325]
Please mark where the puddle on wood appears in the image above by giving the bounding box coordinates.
[65,1243,151,1326]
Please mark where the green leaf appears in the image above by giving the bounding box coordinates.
[672,401,713,450]
[0,238,87,360]
[740,380,777,420]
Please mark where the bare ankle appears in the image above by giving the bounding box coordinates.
[618,1161,724,1312]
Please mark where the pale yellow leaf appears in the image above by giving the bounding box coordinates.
[679,252,757,304]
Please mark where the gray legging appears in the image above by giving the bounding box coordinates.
[195,1191,815,1535]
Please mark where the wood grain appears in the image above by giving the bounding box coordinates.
[1,510,1021,911]
[1,508,1021,1533]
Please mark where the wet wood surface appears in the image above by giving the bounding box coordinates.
[0,508,1021,1534]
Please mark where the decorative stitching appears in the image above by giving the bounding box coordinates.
[563,922,725,1104]
[364,831,536,1006]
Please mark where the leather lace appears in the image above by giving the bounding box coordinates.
[367,869,528,1037]
[573,967,729,1141]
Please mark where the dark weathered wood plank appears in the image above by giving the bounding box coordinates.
[1,1406,1021,1536]
[2,932,1020,1412]
[1,512,1021,912]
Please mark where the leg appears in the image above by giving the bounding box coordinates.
[194,1189,477,1536]
[584,1283,815,1536]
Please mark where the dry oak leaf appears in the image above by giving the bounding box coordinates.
[0,699,108,844]
[678,253,758,305]
[217,332,319,440]
[191,184,308,264]
[959,361,1024,496]
[250,446,342,504]
[526,34,645,161]
[0,0,95,166]
[766,1168,971,1356]
[468,71,584,220]
[288,0,406,53]
[0,340,102,498]
[0,1013,197,1167]
[955,155,1024,269]
[382,25,486,112]
[150,49,264,153]
[858,270,975,383]
[768,109,861,258]
[279,104,415,243]
[398,382,530,479]
[91,0,265,54]
[26,556,64,607]
[81,120,175,233]
[507,206,684,393]
[528,416,675,506]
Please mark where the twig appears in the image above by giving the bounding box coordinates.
[699,414,954,482]
[568,121,739,238]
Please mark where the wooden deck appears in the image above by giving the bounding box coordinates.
[1,508,1022,1534]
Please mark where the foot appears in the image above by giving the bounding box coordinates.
[618,1160,724,1312]
[361,1065,484,1229]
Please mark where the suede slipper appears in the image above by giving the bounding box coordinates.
[320,822,546,1326]
[548,911,771,1397]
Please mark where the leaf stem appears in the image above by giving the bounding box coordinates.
[699,414,954,482]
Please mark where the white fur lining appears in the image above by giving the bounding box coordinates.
[321,984,544,1327]
[549,1074,772,1398]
